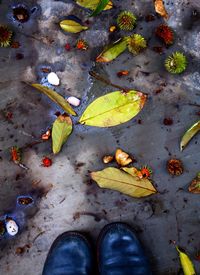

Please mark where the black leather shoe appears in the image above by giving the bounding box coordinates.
[98,222,152,275]
[43,231,94,275]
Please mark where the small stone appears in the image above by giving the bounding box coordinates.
[47,72,60,86]
[67,96,80,107]
[6,219,19,236]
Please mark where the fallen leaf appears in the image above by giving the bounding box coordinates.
[52,115,73,154]
[115,148,132,166]
[96,38,127,62]
[91,167,157,198]
[31,84,76,116]
[176,246,196,275]
[90,0,110,16]
[180,120,200,151]
[76,0,112,11]
[60,19,88,33]
[154,0,169,19]
[188,173,200,194]
[79,90,146,127]
[122,167,139,177]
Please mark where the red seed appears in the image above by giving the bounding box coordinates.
[65,43,71,51]
[42,157,52,167]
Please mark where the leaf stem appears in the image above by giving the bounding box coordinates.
[89,71,130,92]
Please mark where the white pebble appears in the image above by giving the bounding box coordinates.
[67,96,81,107]
[47,72,60,86]
[6,219,19,236]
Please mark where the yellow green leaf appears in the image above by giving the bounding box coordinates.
[31,84,76,116]
[91,167,157,198]
[96,38,127,62]
[76,0,113,11]
[79,90,146,127]
[90,0,110,16]
[60,19,88,33]
[176,246,196,275]
[52,115,73,154]
[180,120,200,151]
[121,167,139,177]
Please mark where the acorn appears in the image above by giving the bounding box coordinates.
[126,34,147,55]
[117,11,136,31]
[165,52,187,74]
[0,25,13,47]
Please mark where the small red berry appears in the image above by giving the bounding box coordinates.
[65,43,71,51]
[42,157,52,167]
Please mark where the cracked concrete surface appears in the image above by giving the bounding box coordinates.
[0,0,200,274]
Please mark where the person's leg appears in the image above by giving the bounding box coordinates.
[43,231,94,275]
[97,222,152,275]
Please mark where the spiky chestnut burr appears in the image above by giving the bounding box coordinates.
[155,24,174,45]
[126,34,147,55]
[165,52,187,74]
[0,25,13,47]
[117,11,136,31]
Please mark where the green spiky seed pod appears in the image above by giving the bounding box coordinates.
[126,34,147,55]
[0,25,13,47]
[165,52,187,74]
[117,11,136,31]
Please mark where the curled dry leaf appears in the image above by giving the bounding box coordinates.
[115,148,132,166]
[180,120,200,151]
[79,90,147,127]
[176,246,196,275]
[154,0,169,20]
[188,173,200,194]
[91,167,157,198]
[103,155,114,164]
[52,115,73,154]
[31,84,76,116]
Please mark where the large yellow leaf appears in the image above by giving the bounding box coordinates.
[52,115,73,154]
[176,246,196,275]
[91,167,157,198]
[79,90,146,127]
[31,84,76,116]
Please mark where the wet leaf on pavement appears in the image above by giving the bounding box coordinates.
[176,246,196,275]
[180,120,200,151]
[31,84,76,116]
[52,114,73,154]
[91,167,157,198]
[79,90,147,127]
[188,172,200,194]
[90,0,110,16]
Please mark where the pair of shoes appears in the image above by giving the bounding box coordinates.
[42,222,152,275]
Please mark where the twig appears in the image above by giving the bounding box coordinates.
[188,103,200,108]
[89,71,130,92]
